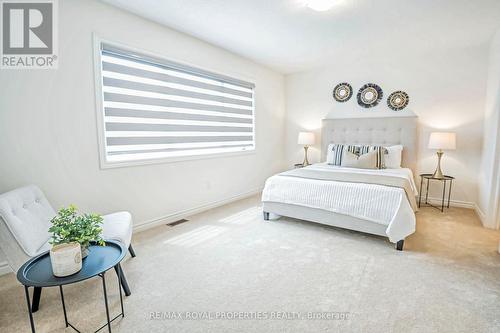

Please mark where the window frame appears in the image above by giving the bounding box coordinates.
[93,35,256,169]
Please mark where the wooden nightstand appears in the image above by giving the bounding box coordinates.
[418,173,455,212]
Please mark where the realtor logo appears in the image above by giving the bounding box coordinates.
[1,0,58,69]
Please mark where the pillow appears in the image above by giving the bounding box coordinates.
[327,144,386,169]
[357,145,386,169]
[384,145,403,168]
[341,150,378,169]
[326,144,358,165]
[326,143,340,164]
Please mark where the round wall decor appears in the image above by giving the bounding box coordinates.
[357,83,383,108]
[387,91,409,111]
[333,82,353,102]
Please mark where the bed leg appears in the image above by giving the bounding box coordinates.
[263,211,270,221]
[396,240,404,251]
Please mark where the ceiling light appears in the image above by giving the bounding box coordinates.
[305,0,337,11]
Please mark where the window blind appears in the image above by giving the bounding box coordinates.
[98,43,255,164]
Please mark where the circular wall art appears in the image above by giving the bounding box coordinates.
[387,91,409,111]
[357,83,383,108]
[333,82,353,102]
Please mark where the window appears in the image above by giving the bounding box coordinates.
[96,42,255,166]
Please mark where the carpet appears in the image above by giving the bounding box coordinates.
[1,195,500,332]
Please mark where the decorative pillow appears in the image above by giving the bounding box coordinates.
[341,150,378,169]
[327,144,386,169]
[384,145,403,168]
[357,145,386,169]
[326,144,358,165]
[325,143,337,165]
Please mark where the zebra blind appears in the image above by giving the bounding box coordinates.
[98,43,255,164]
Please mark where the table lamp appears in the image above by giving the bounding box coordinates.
[298,132,315,166]
[428,132,456,179]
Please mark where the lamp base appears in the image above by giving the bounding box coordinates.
[432,150,445,179]
[302,146,310,166]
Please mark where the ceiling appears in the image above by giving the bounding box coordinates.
[102,0,500,74]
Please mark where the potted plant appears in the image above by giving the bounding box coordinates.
[49,205,105,258]
[50,242,82,277]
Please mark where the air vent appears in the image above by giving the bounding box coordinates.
[167,219,189,227]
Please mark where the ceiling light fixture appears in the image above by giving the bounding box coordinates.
[305,0,337,12]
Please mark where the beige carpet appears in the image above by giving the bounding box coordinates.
[1,195,500,333]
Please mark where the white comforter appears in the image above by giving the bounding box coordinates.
[261,163,418,242]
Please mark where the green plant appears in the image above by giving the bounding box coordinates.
[49,204,105,249]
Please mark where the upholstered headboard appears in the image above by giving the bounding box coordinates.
[321,116,418,172]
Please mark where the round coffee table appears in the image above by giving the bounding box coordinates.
[17,240,128,333]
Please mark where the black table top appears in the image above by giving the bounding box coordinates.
[17,240,126,287]
[420,173,454,180]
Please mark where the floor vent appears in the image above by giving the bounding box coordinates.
[167,219,189,227]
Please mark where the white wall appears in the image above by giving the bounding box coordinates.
[285,45,489,206]
[0,2,496,279]
[0,0,285,233]
[478,30,500,228]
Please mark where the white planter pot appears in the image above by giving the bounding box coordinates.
[50,242,82,277]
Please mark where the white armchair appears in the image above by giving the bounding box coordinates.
[0,185,135,311]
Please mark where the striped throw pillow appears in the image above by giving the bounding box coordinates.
[326,144,358,166]
[326,144,386,169]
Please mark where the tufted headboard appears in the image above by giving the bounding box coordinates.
[321,116,418,172]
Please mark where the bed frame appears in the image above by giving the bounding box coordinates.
[263,116,418,251]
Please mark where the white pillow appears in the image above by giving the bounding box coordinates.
[326,143,335,164]
[384,145,403,168]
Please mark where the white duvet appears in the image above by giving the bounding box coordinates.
[261,163,418,242]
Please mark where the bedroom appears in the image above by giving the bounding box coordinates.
[0,0,499,332]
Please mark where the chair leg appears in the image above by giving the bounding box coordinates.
[396,240,404,251]
[263,211,270,221]
[128,244,136,257]
[32,287,42,312]
[114,263,131,296]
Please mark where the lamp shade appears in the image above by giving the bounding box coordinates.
[428,132,456,150]
[298,132,315,145]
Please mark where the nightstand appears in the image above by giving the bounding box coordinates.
[418,174,455,212]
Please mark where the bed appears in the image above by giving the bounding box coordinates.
[262,116,418,250]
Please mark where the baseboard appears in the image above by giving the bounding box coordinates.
[425,197,475,209]
[472,203,499,229]
[474,203,487,226]
[425,197,490,226]
[133,188,262,233]
[0,261,12,276]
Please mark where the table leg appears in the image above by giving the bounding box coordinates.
[59,285,68,328]
[418,176,424,208]
[425,178,430,204]
[24,286,36,333]
[114,264,131,296]
[447,180,453,208]
[32,287,42,313]
[116,265,124,318]
[441,180,446,212]
[101,273,112,333]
